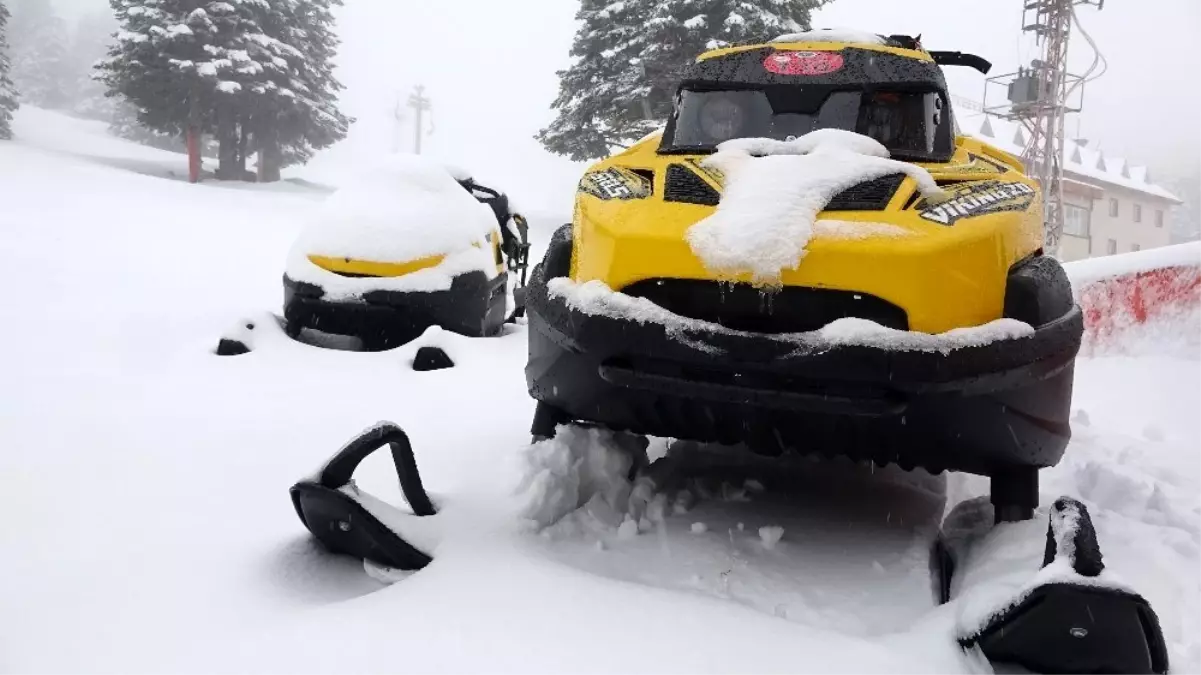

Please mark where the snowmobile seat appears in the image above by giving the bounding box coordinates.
[290,423,437,571]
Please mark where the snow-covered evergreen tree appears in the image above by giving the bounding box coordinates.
[258,0,350,178]
[9,0,72,109]
[641,0,826,100]
[99,1,217,141]
[97,0,348,181]
[0,0,18,139]
[540,0,828,161]
[537,0,657,161]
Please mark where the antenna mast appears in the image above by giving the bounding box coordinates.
[984,0,1105,258]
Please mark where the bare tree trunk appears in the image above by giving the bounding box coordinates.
[236,114,251,181]
[186,93,202,183]
[215,103,238,180]
[256,117,281,183]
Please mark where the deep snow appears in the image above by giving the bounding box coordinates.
[0,108,1197,673]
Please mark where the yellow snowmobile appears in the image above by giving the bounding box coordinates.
[281,159,530,351]
[527,35,1071,520]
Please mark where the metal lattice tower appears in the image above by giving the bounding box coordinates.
[984,0,1105,257]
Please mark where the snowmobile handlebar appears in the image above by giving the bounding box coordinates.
[930,51,992,75]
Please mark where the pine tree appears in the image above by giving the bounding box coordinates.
[643,0,826,91]
[540,0,828,161]
[99,0,252,180]
[9,0,72,109]
[246,0,350,181]
[0,0,18,139]
[536,0,657,162]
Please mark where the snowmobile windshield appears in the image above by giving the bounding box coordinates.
[661,87,954,162]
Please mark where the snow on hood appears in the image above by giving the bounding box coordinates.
[772,28,887,45]
[685,129,944,286]
[289,154,498,265]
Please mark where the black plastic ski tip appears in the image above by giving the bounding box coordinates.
[215,338,250,356]
[1041,497,1105,577]
[963,496,1170,674]
[412,346,455,372]
[290,422,436,571]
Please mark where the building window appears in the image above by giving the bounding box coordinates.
[1133,204,1142,223]
[1063,204,1091,237]
[1107,239,1117,255]
[1109,198,1119,217]
[1132,244,1141,252]
[1156,210,1165,228]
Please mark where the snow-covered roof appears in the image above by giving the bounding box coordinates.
[958,112,1181,204]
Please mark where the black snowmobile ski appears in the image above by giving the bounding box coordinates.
[290,422,438,571]
[942,497,1169,674]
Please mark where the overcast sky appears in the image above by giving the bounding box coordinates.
[53,0,1201,214]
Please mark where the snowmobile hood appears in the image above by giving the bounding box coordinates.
[569,130,1042,335]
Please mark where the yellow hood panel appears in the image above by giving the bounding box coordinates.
[308,254,447,278]
[569,135,1045,334]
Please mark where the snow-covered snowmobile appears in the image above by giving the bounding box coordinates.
[289,32,1169,673]
[217,157,530,355]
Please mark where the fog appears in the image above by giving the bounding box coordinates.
[47,0,1201,213]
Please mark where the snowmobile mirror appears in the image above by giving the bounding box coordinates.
[929,51,993,75]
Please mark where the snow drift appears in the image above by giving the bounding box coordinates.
[1066,241,1201,357]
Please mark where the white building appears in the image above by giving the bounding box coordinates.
[959,114,1182,263]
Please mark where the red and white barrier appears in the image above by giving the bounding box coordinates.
[1065,242,1201,357]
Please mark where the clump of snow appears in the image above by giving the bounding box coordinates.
[284,154,500,298]
[772,28,887,45]
[685,130,943,285]
[548,277,1033,354]
[515,425,651,537]
[814,316,1034,354]
[759,526,785,549]
[617,517,640,540]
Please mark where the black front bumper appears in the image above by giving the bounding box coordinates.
[284,270,508,347]
[524,267,1084,477]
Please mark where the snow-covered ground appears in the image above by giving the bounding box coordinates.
[0,108,1197,673]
